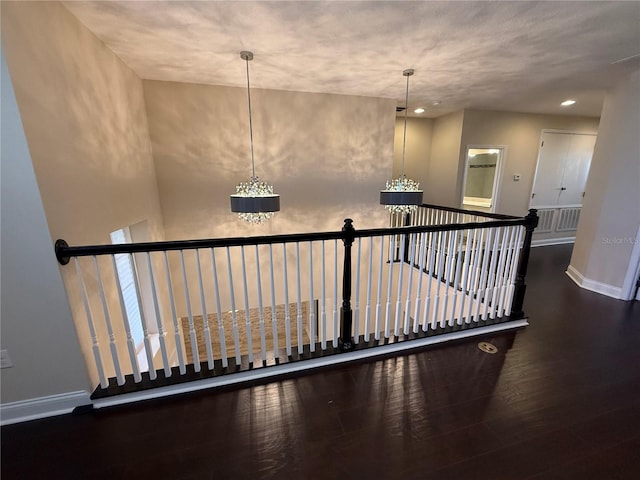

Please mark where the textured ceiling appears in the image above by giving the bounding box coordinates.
[63,1,640,118]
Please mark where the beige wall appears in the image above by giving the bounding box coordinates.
[570,69,640,292]
[143,80,395,317]
[1,47,90,406]
[425,111,464,207]
[459,110,599,216]
[2,1,167,387]
[392,117,433,189]
[144,80,395,240]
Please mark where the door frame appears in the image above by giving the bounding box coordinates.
[460,145,506,213]
[529,129,598,209]
[621,224,640,301]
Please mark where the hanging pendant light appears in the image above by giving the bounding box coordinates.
[230,51,280,223]
[380,68,423,213]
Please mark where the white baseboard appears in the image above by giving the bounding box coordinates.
[532,236,575,247]
[93,319,528,410]
[566,265,623,299]
[1,391,91,426]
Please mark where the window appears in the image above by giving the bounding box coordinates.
[110,227,144,351]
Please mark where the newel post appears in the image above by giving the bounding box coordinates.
[511,209,539,319]
[403,213,411,263]
[339,218,356,351]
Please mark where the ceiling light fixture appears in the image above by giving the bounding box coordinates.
[561,99,576,106]
[380,69,423,214]
[432,100,441,106]
[230,51,280,224]
[414,107,425,114]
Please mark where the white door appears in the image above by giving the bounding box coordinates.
[560,134,597,205]
[531,132,596,207]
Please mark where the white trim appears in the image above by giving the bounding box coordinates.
[540,129,598,136]
[531,237,575,247]
[93,319,528,409]
[566,265,623,299]
[0,391,91,425]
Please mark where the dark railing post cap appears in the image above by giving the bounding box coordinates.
[55,239,70,265]
[526,209,539,229]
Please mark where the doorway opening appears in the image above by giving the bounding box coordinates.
[110,221,159,372]
[461,147,504,213]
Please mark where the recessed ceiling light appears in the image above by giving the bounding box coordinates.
[432,101,441,106]
[414,107,425,114]
[561,99,576,106]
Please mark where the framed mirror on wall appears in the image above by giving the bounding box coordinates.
[461,146,505,213]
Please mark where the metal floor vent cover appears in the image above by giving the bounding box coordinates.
[478,342,498,354]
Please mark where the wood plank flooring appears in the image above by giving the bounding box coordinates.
[2,244,639,479]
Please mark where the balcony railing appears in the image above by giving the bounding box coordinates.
[55,206,538,404]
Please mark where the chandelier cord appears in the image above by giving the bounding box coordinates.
[245,56,256,178]
[401,71,410,178]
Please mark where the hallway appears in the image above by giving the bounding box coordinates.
[2,244,639,479]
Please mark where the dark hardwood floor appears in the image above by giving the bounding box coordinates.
[2,244,639,479]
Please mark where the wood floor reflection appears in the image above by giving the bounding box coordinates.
[2,245,639,479]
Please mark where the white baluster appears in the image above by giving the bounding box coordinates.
[505,226,525,315]
[268,245,279,359]
[240,246,254,364]
[92,256,122,385]
[364,237,373,341]
[441,230,457,327]
[375,235,385,340]
[321,241,327,350]
[210,249,228,368]
[131,253,156,380]
[457,228,474,324]
[449,230,464,326]
[465,228,483,324]
[414,229,427,333]
[146,252,172,376]
[333,239,339,348]
[497,227,517,318]
[422,232,438,332]
[385,234,396,338]
[404,233,416,335]
[295,242,303,355]
[225,247,241,364]
[422,230,437,331]
[162,251,186,374]
[308,242,316,352]
[194,250,214,370]
[255,245,267,362]
[110,255,141,382]
[282,243,292,356]
[490,227,510,319]
[482,228,502,320]
[431,229,447,330]
[180,250,200,373]
[74,258,108,388]
[474,228,493,321]
[353,238,362,343]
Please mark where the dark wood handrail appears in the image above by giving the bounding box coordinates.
[418,203,522,220]
[55,217,527,265]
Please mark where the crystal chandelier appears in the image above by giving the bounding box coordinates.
[230,51,280,223]
[380,69,423,214]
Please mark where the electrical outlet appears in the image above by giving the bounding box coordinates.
[1,349,14,369]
